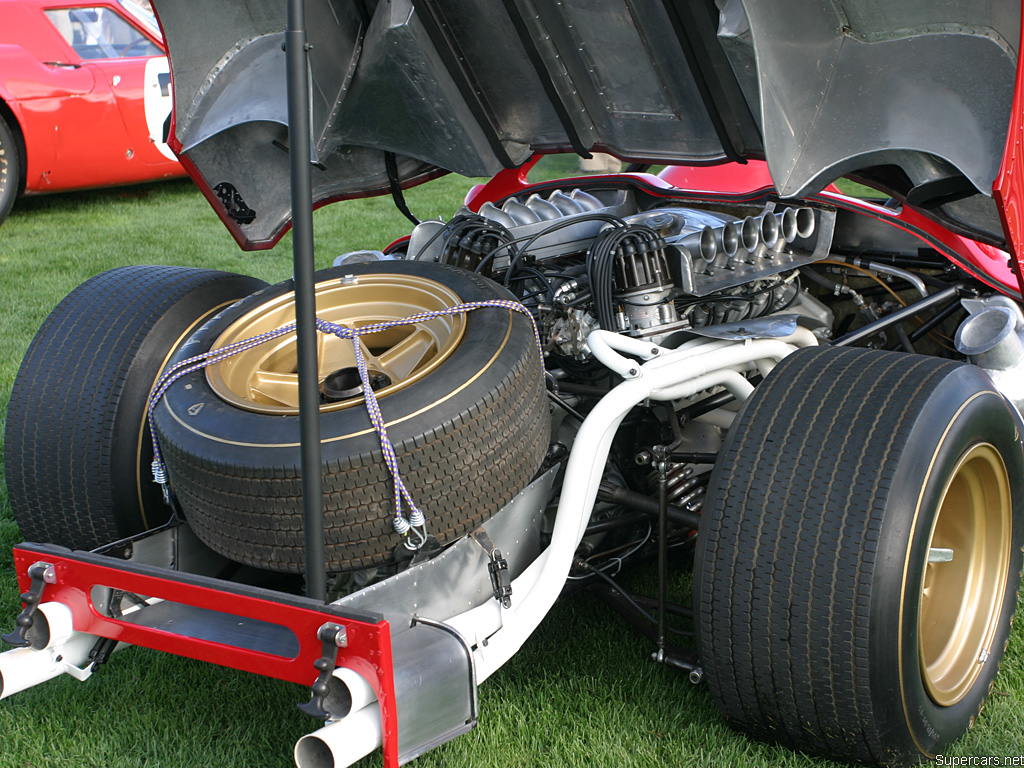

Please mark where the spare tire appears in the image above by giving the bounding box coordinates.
[152,261,551,573]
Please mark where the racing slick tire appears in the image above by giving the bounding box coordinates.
[694,345,1024,766]
[151,260,551,573]
[5,266,269,549]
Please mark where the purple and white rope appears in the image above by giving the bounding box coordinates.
[146,299,542,546]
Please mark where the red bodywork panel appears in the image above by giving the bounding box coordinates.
[993,20,1024,296]
[0,0,183,196]
[11,544,401,768]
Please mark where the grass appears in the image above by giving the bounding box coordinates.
[1,173,1023,768]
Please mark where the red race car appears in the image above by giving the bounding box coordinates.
[0,0,183,226]
[4,2,1024,768]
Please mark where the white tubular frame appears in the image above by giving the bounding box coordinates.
[296,329,817,767]
[459,331,815,679]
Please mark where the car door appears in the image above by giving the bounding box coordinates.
[44,4,176,184]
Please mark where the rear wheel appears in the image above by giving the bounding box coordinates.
[0,112,19,226]
[5,266,268,549]
[694,346,1024,766]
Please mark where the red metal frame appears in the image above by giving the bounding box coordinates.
[11,544,401,768]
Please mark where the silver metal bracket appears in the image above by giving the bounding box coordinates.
[470,529,512,608]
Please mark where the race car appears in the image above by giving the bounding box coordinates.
[3,2,1023,767]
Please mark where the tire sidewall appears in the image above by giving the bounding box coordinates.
[873,367,1024,758]
[114,272,270,528]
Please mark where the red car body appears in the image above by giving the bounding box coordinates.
[0,0,183,222]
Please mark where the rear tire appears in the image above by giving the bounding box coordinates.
[694,346,1024,766]
[0,112,19,226]
[5,266,268,549]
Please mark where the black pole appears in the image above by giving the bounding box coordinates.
[655,450,668,660]
[286,0,326,602]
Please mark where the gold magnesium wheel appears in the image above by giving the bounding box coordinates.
[207,273,466,414]
[919,443,1013,706]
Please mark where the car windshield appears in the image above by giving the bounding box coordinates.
[116,0,161,38]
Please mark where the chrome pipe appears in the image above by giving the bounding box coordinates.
[955,306,1024,413]
[477,201,517,228]
[548,190,585,215]
[501,198,541,225]
[714,222,739,257]
[680,226,717,261]
[740,216,760,251]
[775,208,797,243]
[756,213,780,249]
[955,307,1024,372]
[795,207,815,238]
[524,193,561,220]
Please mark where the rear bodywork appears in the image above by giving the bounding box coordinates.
[5,2,1024,768]
[155,0,1022,271]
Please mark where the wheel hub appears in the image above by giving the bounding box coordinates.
[918,442,1012,707]
[207,273,466,414]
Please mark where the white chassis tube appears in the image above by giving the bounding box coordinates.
[300,330,816,768]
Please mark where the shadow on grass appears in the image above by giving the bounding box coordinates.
[8,179,199,220]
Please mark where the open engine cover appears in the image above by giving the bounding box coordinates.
[152,0,1019,249]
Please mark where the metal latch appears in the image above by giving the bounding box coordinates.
[470,529,511,608]
[487,550,512,609]
[1,561,54,648]
[297,622,348,720]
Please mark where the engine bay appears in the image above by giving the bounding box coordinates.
[323,177,995,597]
[401,186,835,356]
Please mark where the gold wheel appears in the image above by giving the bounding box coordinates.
[919,442,1013,706]
[207,273,466,414]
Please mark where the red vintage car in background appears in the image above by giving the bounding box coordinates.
[0,0,183,226]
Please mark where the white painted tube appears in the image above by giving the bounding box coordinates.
[35,601,75,649]
[587,331,663,378]
[294,703,382,768]
[0,630,96,699]
[331,667,376,717]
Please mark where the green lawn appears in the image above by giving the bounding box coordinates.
[1,174,1022,768]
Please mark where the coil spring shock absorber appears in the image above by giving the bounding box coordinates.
[646,463,709,515]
